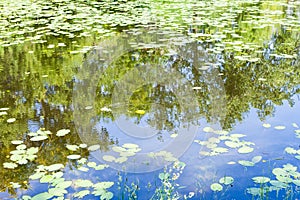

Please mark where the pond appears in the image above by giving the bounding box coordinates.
[0,0,300,199]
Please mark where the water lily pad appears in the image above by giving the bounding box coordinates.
[74,190,90,198]
[219,176,234,185]
[238,146,254,154]
[203,127,214,133]
[252,176,270,184]
[30,135,48,141]
[74,179,93,187]
[48,187,67,196]
[46,164,64,172]
[87,144,100,151]
[251,156,262,164]
[135,110,145,114]
[269,180,288,189]
[103,155,116,162]
[79,144,87,148]
[31,192,53,200]
[122,143,139,149]
[40,175,54,183]
[66,144,79,151]
[7,118,16,123]
[225,141,240,148]
[210,183,223,192]
[274,126,286,130]
[93,182,114,189]
[3,162,18,169]
[67,154,81,160]
[112,146,126,153]
[238,160,255,167]
[115,156,128,163]
[56,129,70,137]
[11,140,23,145]
[262,123,271,128]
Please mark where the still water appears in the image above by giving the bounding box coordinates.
[0,0,300,199]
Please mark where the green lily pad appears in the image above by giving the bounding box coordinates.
[210,183,223,192]
[122,143,139,149]
[74,190,90,198]
[30,135,48,141]
[238,160,255,167]
[3,162,18,169]
[87,144,100,151]
[46,164,64,172]
[48,187,67,196]
[67,154,81,160]
[252,176,270,184]
[251,156,262,164]
[270,180,288,188]
[103,155,116,162]
[238,146,254,154]
[7,118,16,123]
[40,175,54,183]
[31,192,53,200]
[93,182,114,189]
[74,179,93,187]
[56,129,70,137]
[274,126,286,130]
[11,140,23,145]
[66,144,79,151]
[219,176,234,185]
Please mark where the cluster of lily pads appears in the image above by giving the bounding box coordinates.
[195,126,255,156]
[247,163,300,197]
[210,176,234,192]
[21,163,113,200]
[3,141,38,169]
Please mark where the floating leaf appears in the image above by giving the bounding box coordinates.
[11,140,23,145]
[285,147,297,154]
[93,182,114,189]
[238,160,255,167]
[46,164,64,172]
[225,141,240,148]
[115,157,128,163]
[103,155,116,162]
[56,129,70,137]
[66,144,79,151]
[48,187,67,196]
[74,179,93,187]
[122,143,139,149]
[203,127,214,133]
[7,118,16,123]
[74,190,90,198]
[3,162,18,169]
[219,176,234,185]
[247,187,260,196]
[31,192,53,200]
[30,135,48,141]
[79,144,87,148]
[238,146,254,154]
[210,183,223,192]
[67,154,81,160]
[274,126,286,130]
[252,176,270,184]
[262,123,271,128]
[135,110,145,114]
[88,145,100,151]
[112,146,126,153]
[78,166,89,172]
[30,172,46,180]
[270,180,288,188]
[40,175,54,183]
[251,156,262,164]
